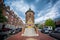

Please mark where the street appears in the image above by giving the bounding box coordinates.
[6,32,55,40]
[0,0,60,40]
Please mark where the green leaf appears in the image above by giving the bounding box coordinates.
[45,18,55,30]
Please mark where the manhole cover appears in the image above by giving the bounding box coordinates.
[26,38,37,40]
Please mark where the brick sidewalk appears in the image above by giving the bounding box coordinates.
[6,32,55,40]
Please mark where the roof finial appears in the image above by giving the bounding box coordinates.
[29,8,31,10]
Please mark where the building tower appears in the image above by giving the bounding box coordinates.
[21,8,39,36]
[25,8,34,23]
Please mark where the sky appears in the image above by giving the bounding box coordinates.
[4,0,60,24]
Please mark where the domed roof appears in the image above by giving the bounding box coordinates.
[25,8,35,14]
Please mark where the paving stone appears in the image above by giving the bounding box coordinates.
[7,32,55,40]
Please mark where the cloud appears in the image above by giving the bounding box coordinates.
[11,0,35,15]
[35,0,60,24]
[4,0,60,24]
[37,2,52,17]
[4,0,35,23]
[35,0,40,3]
[10,0,28,13]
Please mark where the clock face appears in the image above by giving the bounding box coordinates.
[26,12,31,18]
[27,12,33,15]
[26,11,34,23]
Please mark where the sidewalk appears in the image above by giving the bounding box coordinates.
[6,32,55,40]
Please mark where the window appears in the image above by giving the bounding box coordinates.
[5,16,8,19]
[30,13,31,15]
[11,19,13,21]
[11,16,13,18]
[11,22,12,24]
[7,9,10,11]
[6,12,9,15]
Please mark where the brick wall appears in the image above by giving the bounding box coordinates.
[2,5,24,28]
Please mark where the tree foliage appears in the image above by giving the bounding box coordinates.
[45,18,55,29]
[0,5,7,23]
[35,24,38,27]
[38,24,43,29]
[35,24,43,29]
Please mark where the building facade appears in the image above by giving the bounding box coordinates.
[55,20,60,27]
[25,8,34,23]
[0,1,24,28]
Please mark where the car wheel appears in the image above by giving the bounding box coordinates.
[4,35,8,39]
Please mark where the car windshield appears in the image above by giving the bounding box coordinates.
[55,27,60,30]
[58,29,60,32]
[44,28,48,30]
[55,27,60,33]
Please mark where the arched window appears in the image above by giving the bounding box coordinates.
[29,13,31,15]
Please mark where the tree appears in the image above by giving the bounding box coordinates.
[0,14,7,23]
[35,24,38,27]
[0,4,7,23]
[38,24,43,29]
[45,18,55,30]
[35,23,43,29]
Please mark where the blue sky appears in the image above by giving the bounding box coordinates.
[4,0,60,24]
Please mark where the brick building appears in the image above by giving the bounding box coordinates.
[55,20,60,27]
[2,6,24,28]
[0,0,24,29]
[0,0,3,3]
[25,8,34,23]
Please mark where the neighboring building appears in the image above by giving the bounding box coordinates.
[0,1,24,29]
[0,0,3,3]
[55,20,60,27]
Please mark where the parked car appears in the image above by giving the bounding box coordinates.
[41,27,49,34]
[41,27,52,34]
[9,29,15,35]
[9,28,22,35]
[0,28,11,40]
[49,27,60,40]
[15,28,22,33]
[0,32,7,40]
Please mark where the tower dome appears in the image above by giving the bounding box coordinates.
[25,8,34,23]
[25,8,35,14]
